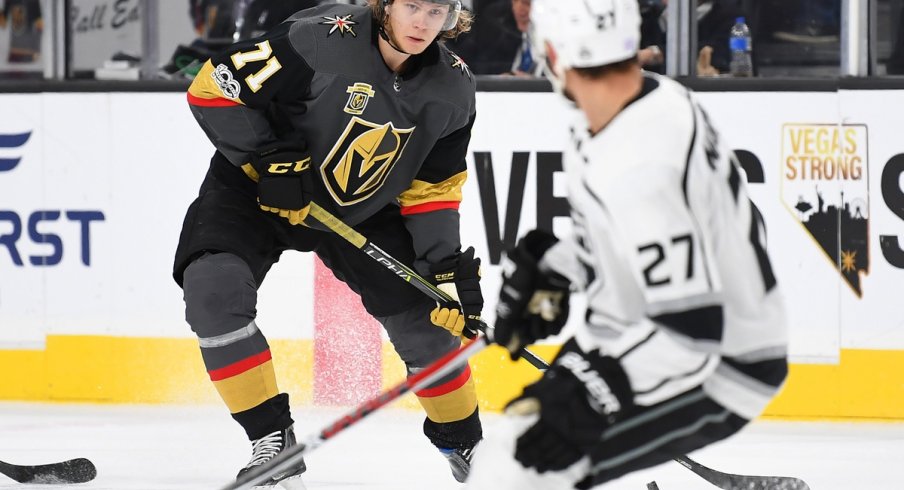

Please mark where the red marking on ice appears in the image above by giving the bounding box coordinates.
[314,258,383,405]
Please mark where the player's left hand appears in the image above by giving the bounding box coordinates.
[428,247,483,338]
[506,338,634,473]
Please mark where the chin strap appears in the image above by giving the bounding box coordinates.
[379,26,412,55]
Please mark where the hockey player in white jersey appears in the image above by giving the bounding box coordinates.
[466,0,789,488]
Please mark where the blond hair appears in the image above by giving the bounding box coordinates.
[367,0,473,40]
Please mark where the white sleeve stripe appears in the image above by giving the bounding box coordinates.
[617,328,657,359]
[633,354,719,406]
[616,327,719,404]
[715,361,785,397]
[587,309,633,329]
[704,361,783,419]
[633,354,711,396]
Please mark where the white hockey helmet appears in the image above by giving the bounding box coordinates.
[530,0,641,73]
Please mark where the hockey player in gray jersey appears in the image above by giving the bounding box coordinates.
[467,0,788,488]
[173,1,484,488]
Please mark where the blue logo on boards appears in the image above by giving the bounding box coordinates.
[1,130,105,267]
[0,131,31,171]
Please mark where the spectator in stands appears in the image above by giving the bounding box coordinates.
[189,0,320,43]
[887,5,904,75]
[639,0,747,77]
[773,0,840,44]
[452,0,542,76]
[0,0,42,63]
[166,0,320,78]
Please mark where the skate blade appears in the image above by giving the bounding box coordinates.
[251,475,307,490]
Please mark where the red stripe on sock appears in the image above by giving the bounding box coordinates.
[208,350,272,381]
[400,201,460,216]
[415,365,471,398]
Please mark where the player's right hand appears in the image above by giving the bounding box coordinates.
[507,338,633,473]
[493,229,570,359]
[249,145,314,226]
[428,247,484,338]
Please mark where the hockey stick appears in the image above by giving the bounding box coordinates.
[222,336,489,490]
[307,202,550,370]
[673,455,810,490]
[307,204,809,490]
[0,457,97,484]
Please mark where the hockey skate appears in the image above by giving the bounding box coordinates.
[438,446,474,483]
[236,426,307,490]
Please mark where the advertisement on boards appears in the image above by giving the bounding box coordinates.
[3,88,904,362]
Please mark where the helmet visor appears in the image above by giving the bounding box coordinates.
[389,0,462,31]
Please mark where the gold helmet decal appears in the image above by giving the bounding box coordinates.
[321,117,414,206]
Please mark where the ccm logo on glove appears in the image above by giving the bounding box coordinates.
[248,145,315,225]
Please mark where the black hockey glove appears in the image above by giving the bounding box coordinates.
[251,145,314,226]
[507,338,634,473]
[493,229,571,359]
[428,246,483,338]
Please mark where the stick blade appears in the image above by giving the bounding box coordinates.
[675,456,809,490]
[0,457,97,484]
[724,474,811,490]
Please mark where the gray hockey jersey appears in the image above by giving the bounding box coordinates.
[186,3,476,264]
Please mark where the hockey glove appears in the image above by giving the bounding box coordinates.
[506,338,634,473]
[251,145,314,226]
[493,229,571,359]
[428,246,483,338]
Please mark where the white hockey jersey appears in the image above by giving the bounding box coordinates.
[543,73,788,420]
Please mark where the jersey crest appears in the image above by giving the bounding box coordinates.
[320,15,358,37]
[344,83,375,115]
[321,117,415,206]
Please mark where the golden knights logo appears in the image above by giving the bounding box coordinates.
[344,83,375,115]
[321,117,414,206]
[781,124,870,297]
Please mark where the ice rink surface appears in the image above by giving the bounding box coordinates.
[0,402,901,489]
